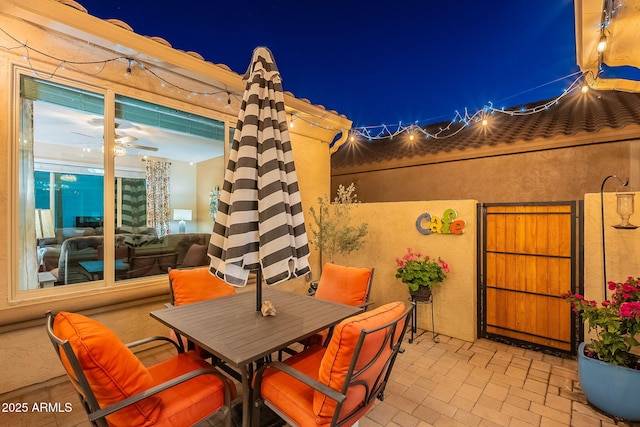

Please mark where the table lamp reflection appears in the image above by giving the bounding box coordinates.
[173,209,192,233]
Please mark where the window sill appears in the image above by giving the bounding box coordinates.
[0,277,169,331]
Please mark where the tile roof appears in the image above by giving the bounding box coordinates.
[331,89,640,169]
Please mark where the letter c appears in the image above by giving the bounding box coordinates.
[416,213,432,235]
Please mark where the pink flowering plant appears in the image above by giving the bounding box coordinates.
[395,248,450,291]
[563,276,640,368]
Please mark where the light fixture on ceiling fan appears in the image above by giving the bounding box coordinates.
[72,131,158,156]
[113,142,127,157]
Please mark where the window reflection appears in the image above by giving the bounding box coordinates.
[19,76,226,291]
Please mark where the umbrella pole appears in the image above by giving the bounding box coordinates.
[256,268,262,312]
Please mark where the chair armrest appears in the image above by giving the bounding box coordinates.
[88,367,230,423]
[254,361,345,404]
[357,301,375,310]
[126,336,181,353]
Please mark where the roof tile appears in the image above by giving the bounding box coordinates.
[332,90,640,169]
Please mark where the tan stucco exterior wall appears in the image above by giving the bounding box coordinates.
[328,200,478,342]
[333,141,638,204]
[584,192,640,305]
[0,0,350,394]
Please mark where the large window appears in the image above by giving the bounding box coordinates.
[18,75,226,292]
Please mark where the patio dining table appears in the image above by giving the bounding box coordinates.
[150,287,362,427]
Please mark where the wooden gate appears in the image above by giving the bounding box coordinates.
[478,202,581,354]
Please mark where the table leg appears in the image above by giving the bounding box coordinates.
[240,364,251,427]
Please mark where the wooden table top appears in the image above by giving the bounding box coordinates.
[150,288,362,367]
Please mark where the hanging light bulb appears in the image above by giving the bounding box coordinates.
[482,118,488,126]
[597,34,607,53]
[409,133,415,141]
[581,85,589,94]
[124,58,133,80]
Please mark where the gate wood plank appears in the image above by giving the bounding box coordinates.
[483,203,576,352]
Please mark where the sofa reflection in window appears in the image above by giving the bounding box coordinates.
[45,231,211,285]
[125,233,210,279]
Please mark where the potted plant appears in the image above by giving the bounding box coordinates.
[395,248,450,301]
[563,276,640,421]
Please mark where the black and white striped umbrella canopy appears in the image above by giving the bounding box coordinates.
[208,47,311,298]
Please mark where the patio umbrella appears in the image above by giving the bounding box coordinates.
[208,47,311,311]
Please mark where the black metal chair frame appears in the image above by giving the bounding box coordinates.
[45,311,232,427]
[166,268,243,382]
[282,266,376,360]
[252,304,413,427]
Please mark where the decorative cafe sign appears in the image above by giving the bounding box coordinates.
[416,208,466,235]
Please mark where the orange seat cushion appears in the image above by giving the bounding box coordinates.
[148,350,235,426]
[169,267,235,306]
[259,345,326,427]
[314,301,406,423]
[314,264,371,307]
[259,302,406,427]
[53,312,160,426]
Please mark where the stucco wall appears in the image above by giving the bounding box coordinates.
[583,192,640,305]
[328,200,478,342]
[0,1,347,394]
[0,301,169,394]
[196,155,225,232]
[333,142,636,204]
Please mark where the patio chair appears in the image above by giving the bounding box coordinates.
[46,310,234,427]
[305,263,374,347]
[168,266,236,307]
[167,266,242,381]
[315,263,374,306]
[253,301,411,427]
[167,266,236,352]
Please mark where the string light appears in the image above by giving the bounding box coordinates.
[0,25,234,103]
[351,72,588,141]
[0,25,351,137]
[124,58,133,79]
[597,35,608,53]
[0,23,614,147]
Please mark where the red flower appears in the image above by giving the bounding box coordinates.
[564,276,640,368]
[620,301,640,319]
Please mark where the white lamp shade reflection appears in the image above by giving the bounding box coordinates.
[173,209,192,233]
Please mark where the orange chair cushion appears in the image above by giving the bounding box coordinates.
[314,301,406,422]
[259,345,327,427]
[169,267,235,306]
[53,312,160,426]
[259,302,406,427]
[147,350,235,426]
[314,264,372,307]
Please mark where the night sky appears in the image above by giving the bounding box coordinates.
[73,0,579,128]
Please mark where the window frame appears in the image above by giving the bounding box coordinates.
[9,66,233,311]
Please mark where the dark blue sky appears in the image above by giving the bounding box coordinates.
[76,0,579,128]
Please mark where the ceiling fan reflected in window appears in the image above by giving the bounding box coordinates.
[71,126,158,156]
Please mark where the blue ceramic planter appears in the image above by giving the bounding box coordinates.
[578,342,640,421]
